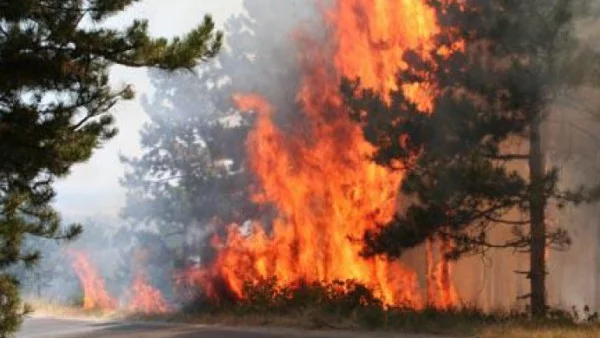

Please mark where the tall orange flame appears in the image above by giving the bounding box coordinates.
[330,0,438,108]
[201,0,456,308]
[66,249,116,310]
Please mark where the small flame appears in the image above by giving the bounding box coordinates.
[129,272,170,314]
[66,249,116,311]
[67,249,170,313]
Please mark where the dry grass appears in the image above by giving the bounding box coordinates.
[24,296,600,338]
[169,309,600,338]
[24,298,120,320]
[176,312,358,330]
[478,324,600,338]
[171,280,600,337]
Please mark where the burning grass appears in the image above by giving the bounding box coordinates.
[24,297,168,322]
[25,279,600,338]
[173,278,600,337]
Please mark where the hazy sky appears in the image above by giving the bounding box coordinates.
[53,1,243,220]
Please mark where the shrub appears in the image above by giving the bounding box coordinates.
[180,277,600,333]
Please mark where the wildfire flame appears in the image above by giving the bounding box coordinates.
[330,0,438,108]
[200,0,457,308]
[66,249,116,310]
[67,249,170,313]
[129,271,170,314]
[426,238,460,309]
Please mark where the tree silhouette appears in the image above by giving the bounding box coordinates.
[344,0,600,316]
[121,0,317,268]
[0,1,221,334]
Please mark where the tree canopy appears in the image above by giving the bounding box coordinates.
[343,0,600,315]
[0,0,221,335]
[120,0,314,270]
[120,68,256,266]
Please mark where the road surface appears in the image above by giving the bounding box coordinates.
[17,317,448,338]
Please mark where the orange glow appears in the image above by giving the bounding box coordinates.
[198,0,458,309]
[66,249,116,311]
[129,271,170,314]
[426,237,459,309]
[426,239,437,304]
[67,249,171,313]
[436,238,459,309]
[329,0,438,109]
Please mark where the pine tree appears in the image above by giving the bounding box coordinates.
[120,68,256,267]
[343,0,600,316]
[120,0,313,272]
[0,0,221,335]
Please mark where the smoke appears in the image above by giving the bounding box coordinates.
[546,93,600,310]
[22,0,323,310]
[23,0,600,314]
[53,1,244,220]
[538,5,600,312]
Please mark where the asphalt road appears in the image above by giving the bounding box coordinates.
[17,317,446,338]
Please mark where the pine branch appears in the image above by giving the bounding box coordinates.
[484,153,530,161]
[517,293,532,300]
[484,215,530,225]
[449,232,531,250]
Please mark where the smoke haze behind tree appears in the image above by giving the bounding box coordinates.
[23,0,600,313]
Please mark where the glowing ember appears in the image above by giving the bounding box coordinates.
[200,0,457,308]
[129,272,170,314]
[66,249,116,310]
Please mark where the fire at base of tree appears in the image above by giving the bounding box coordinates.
[15,220,600,338]
[169,277,600,337]
[50,248,600,335]
[66,0,600,321]
[6,0,600,337]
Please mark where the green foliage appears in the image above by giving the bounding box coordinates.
[236,278,382,317]
[0,0,222,335]
[120,68,258,267]
[120,0,314,267]
[0,274,31,338]
[185,278,387,329]
[344,0,592,258]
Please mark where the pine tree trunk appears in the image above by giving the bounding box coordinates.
[36,271,41,298]
[182,222,190,268]
[596,220,600,311]
[529,114,547,317]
